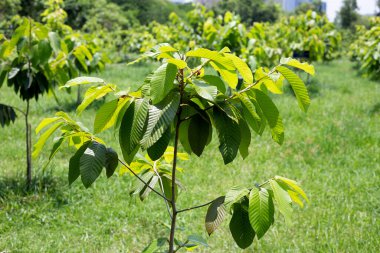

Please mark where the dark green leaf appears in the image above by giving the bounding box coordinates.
[238,119,251,159]
[80,141,107,188]
[69,141,91,185]
[147,127,171,161]
[213,106,241,164]
[105,147,118,178]
[201,75,226,93]
[188,114,210,156]
[229,203,255,249]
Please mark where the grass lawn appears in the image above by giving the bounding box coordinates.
[0,59,379,252]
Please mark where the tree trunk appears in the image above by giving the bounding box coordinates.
[25,100,32,189]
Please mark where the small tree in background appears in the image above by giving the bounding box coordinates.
[338,0,359,29]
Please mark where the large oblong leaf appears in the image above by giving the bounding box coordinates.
[147,127,171,161]
[213,106,241,164]
[62,77,105,88]
[80,141,107,188]
[276,65,310,112]
[94,99,118,134]
[141,93,180,149]
[252,89,284,144]
[248,187,274,239]
[119,99,149,164]
[69,141,91,185]
[270,179,293,224]
[150,63,177,104]
[229,203,255,249]
[188,114,210,156]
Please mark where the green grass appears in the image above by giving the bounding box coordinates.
[0,59,379,252]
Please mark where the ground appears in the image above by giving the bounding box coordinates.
[0,59,379,252]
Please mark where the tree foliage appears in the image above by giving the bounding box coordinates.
[35,44,312,251]
[350,17,380,80]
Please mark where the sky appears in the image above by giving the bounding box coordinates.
[172,0,378,21]
[326,0,377,21]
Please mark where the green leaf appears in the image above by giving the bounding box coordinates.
[188,114,210,156]
[280,58,315,76]
[225,186,250,210]
[142,238,167,253]
[167,58,187,69]
[35,117,60,134]
[0,104,17,127]
[119,99,149,164]
[105,148,118,178]
[69,141,91,185]
[186,48,235,70]
[192,82,218,102]
[270,179,292,224]
[80,141,107,188]
[213,106,241,164]
[229,203,255,249]
[205,196,226,235]
[139,175,159,200]
[252,89,284,144]
[141,93,180,149]
[77,85,114,114]
[94,99,118,134]
[162,175,178,203]
[225,53,253,84]
[201,75,226,93]
[114,98,133,130]
[62,77,105,89]
[248,187,274,239]
[187,235,209,247]
[275,176,309,203]
[150,63,177,104]
[276,66,310,112]
[49,136,65,160]
[210,61,238,89]
[238,93,264,135]
[179,119,192,154]
[32,122,64,158]
[238,119,251,159]
[147,127,171,161]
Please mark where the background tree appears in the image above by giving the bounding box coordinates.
[295,0,324,15]
[338,0,359,29]
[213,0,280,24]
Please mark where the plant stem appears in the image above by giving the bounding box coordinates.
[25,99,32,189]
[168,69,184,253]
[25,17,32,189]
[118,159,171,203]
[177,200,214,213]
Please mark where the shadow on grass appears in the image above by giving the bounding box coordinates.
[0,174,69,208]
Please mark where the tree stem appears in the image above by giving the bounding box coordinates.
[168,69,184,253]
[25,99,32,189]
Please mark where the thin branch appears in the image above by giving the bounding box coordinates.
[153,161,173,219]
[177,200,214,214]
[118,159,172,203]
